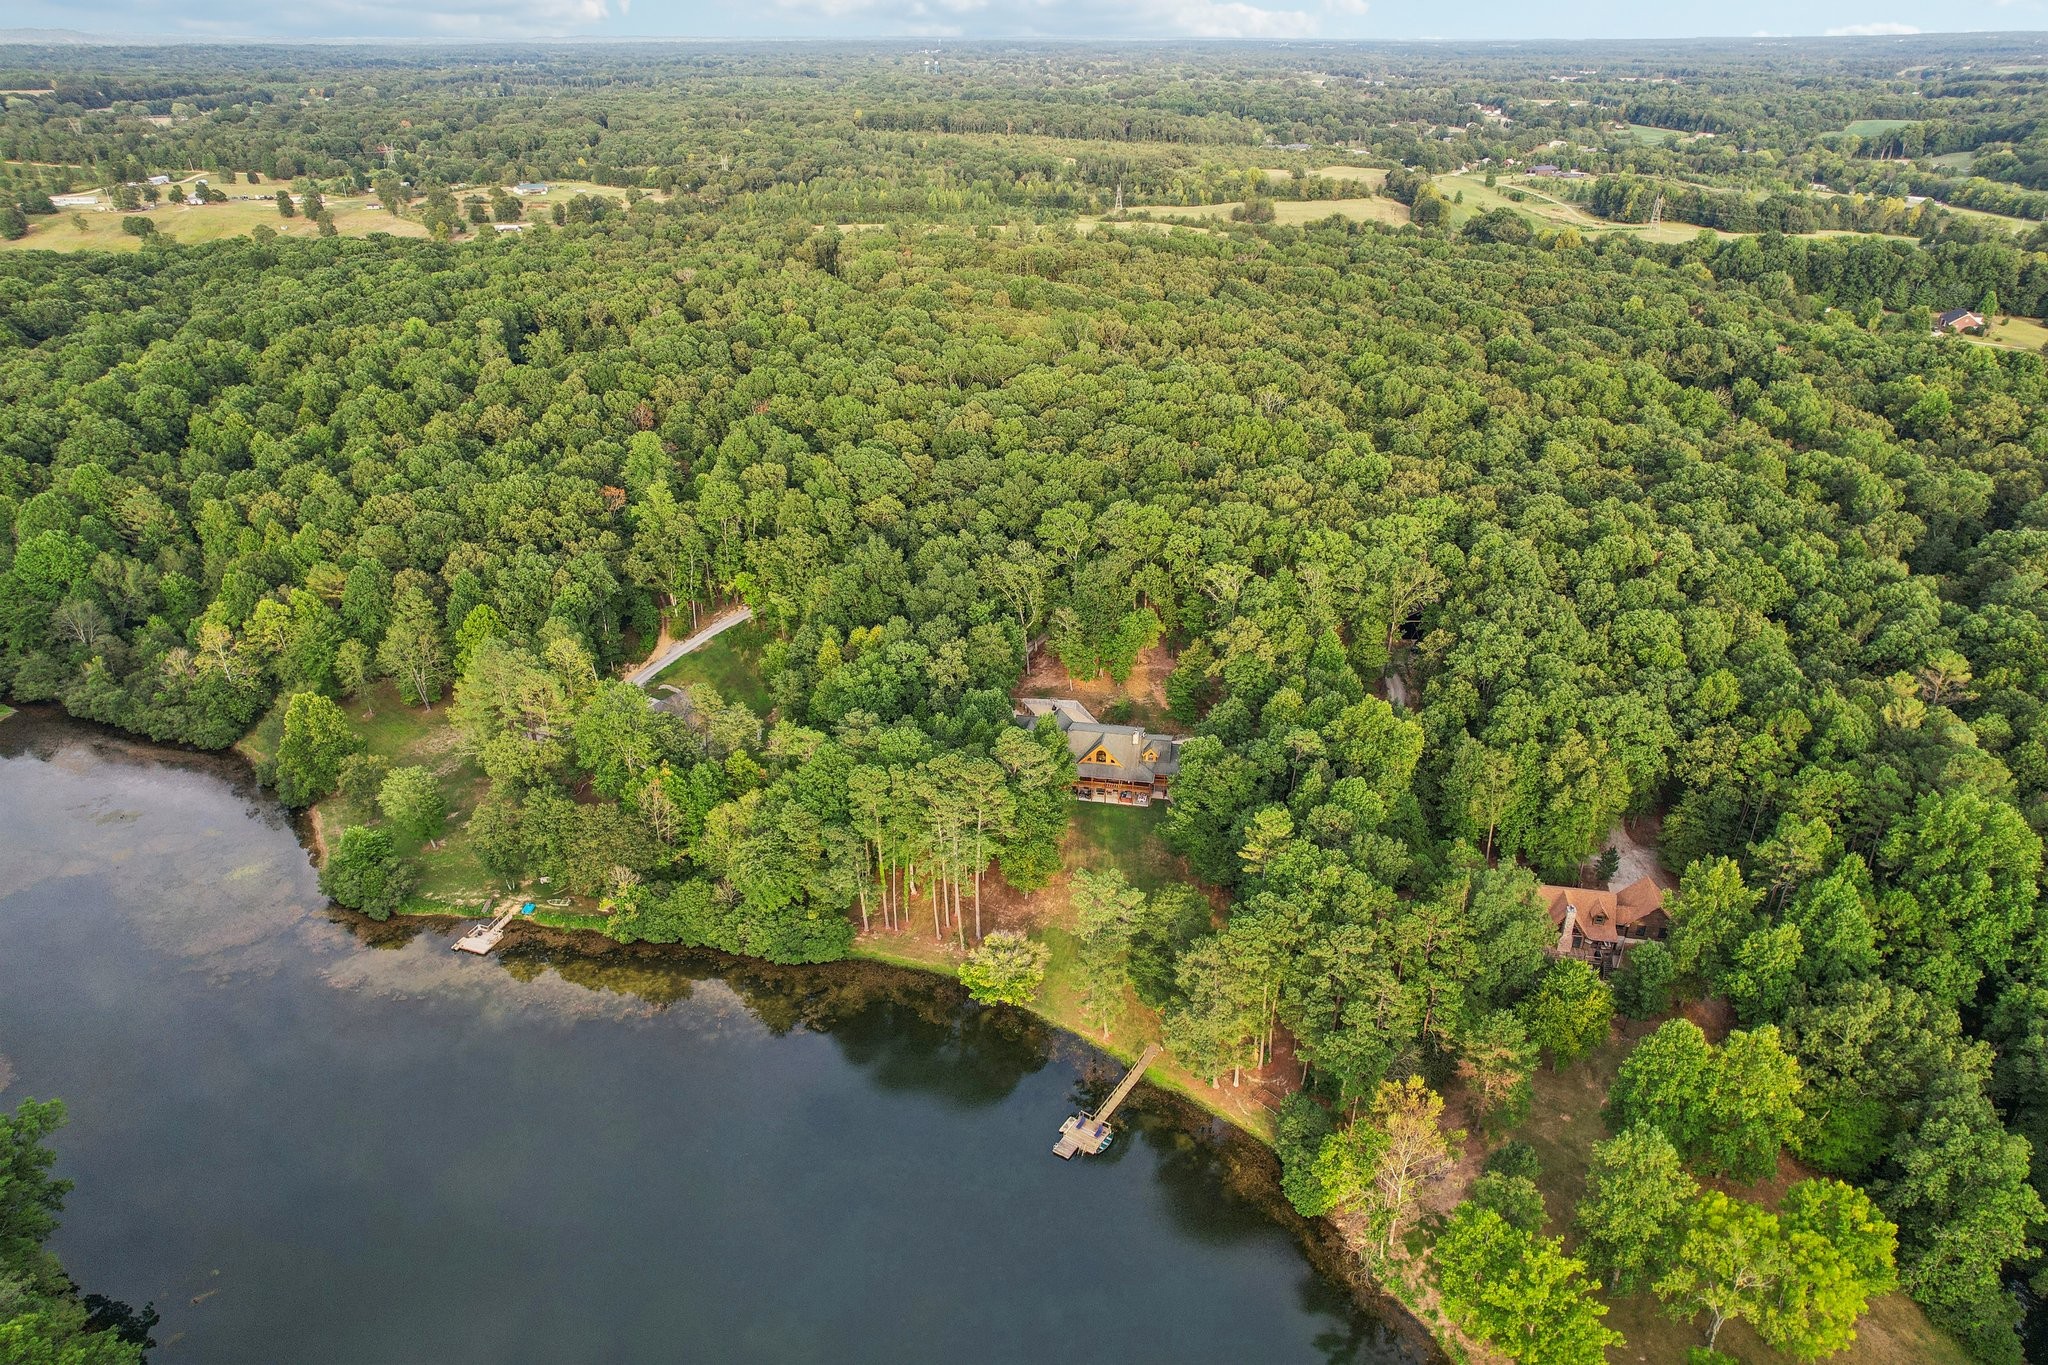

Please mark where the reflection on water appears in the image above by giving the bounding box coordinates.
[0,710,1425,1365]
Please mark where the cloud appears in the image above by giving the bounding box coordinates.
[759,0,1316,35]
[1324,0,1369,15]
[1136,0,1317,36]
[1823,20,1922,33]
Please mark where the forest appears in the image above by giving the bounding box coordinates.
[4,36,2048,1365]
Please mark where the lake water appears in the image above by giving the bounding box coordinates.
[0,713,1419,1364]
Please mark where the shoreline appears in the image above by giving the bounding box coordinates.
[2,699,1446,1362]
[352,906,1449,1362]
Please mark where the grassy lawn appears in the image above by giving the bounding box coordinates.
[1619,123,1692,144]
[239,683,496,911]
[649,618,775,713]
[322,683,492,906]
[1509,1023,1968,1365]
[1928,150,1976,171]
[1065,801,1182,893]
[1439,174,1613,231]
[1965,314,2048,352]
[1845,118,1915,137]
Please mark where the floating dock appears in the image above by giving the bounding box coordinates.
[453,899,528,955]
[1054,1043,1162,1159]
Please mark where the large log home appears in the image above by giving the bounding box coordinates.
[1017,698,1182,807]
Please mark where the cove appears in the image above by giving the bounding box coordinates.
[0,711,1421,1365]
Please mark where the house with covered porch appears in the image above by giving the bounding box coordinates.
[1540,876,1670,974]
[1017,698,1181,806]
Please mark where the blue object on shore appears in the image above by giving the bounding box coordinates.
[522,902,535,914]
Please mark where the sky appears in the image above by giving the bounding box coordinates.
[5,0,2046,44]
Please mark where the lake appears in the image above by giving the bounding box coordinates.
[0,712,1420,1364]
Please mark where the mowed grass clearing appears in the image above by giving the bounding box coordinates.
[0,193,431,253]
[648,617,776,714]
[1965,314,2048,352]
[1109,196,1409,228]
[0,175,646,254]
[1845,118,1915,137]
[239,682,494,911]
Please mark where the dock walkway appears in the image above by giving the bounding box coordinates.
[1054,1044,1162,1159]
[453,899,525,955]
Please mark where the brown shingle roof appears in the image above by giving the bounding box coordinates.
[1540,876,1668,946]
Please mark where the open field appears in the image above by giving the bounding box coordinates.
[1618,122,1693,143]
[1928,150,1976,171]
[0,190,429,252]
[1436,173,1611,232]
[1846,118,1915,137]
[0,174,650,253]
[1108,195,1410,229]
[1964,313,2048,352]
[1264,165,1387,189]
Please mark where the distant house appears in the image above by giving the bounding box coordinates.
[1541,877,1669,972]
[1018,698,1181,807]
[50,193,98,208]
[493,222,526,232]
[1528,163,1562,176]
[184,194,206,206]
[1938,307,1986,332]
[512,182,550,196]
[147,174,172,186]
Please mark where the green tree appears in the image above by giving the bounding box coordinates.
[318,825,417,920]
[378,590,449,710]
[1070,868,1144,1039]
[1667,857,1763,982]
[1456,1008,1538,1130]
[1705,1026,1804,1183]
[273,692,364,807]
[1613,940,1678,1019]
[1577,1124,1699,1293]
[0,1099,145,1365]
[377,765,447,845]
[1521,959,1613,1068]
[958,930,1049,1007]
[1654,1190,1784,1353]
[275,188,294,217]
[1358,1076,1463,1258]
[1434,1204,1623,1365]
[1609,1018,1716,1156]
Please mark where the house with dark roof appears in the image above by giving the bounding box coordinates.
[1540,876,1669,973]
[1018,699,1182,806]
[1938,307,1987,332]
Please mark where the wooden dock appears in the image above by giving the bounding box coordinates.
[453,900,525,955]
[1054,1043,1162,1160]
